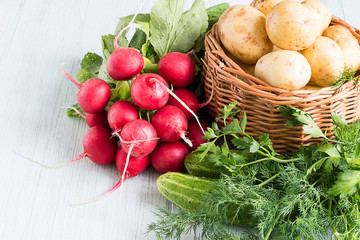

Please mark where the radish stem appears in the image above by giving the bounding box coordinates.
[113,1,146,50]
[60,64,81,88]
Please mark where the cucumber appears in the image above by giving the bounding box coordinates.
[184,151,229,178]
[157,172,253,227]
[157,172,216,211]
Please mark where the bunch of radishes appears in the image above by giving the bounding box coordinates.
[55,23,210,203]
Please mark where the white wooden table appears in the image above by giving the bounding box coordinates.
[0,0,358,239]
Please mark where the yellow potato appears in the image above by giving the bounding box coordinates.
[254,50,312,90]
[266,0,319,50]
[301,36,345,86]
[218,5,273,64]
[323,24,360,71]
[298,84,323,91]
[272,45,282,52]
[302,0,332,35]
[224,48,256,76]
[250,0,284,16]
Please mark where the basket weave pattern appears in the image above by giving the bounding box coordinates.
[203,16,360,153]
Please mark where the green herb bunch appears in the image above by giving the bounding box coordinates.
[148,102,360,240]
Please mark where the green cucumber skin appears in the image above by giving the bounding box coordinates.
[157,172,253,227]
[157,172,215,211]
[184,152,222,178]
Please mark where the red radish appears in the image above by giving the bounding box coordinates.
[131,73,169,110]
[58,106,110,129]
[106,15,144,80]
[61,66,111,114]
[81,126,117,165]
[151,141,188,173]
[167,89,200,120]
[151,105,192,146]
[107,100,139,133]
[131,74,205,135]
[119,119,158,157]
[80,118,157,204]
[85,110,110,129]
[30,126,117,168]
[186,119,209,152]
[78,119,157,205]
[106,48,144,80]
[72,147,149,205]
[158,52,196,88]
[106,147,149,197]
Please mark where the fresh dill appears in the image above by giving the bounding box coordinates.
[332,68,360,91]
[148,103,360,240]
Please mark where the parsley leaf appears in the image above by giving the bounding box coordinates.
[278,106,325,138]
[328,169,360,196]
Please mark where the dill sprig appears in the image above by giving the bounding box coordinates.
[332,68,360,91]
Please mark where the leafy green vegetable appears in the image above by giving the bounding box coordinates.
[110,80,131,102]
[279,106,325,138]
[129,28,147,53]
[76,52,103,83]
[142,57,158,74]
[101,33,129,59]
[206,3,229,31]
[194,3,230,52]
[328,170,360,196]
[118,13,151,36]
[150,102,360,240]
[149,0,208,57]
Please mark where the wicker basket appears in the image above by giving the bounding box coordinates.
[203,16,360,153]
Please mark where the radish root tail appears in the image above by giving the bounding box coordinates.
[60,64,81,88]
[180,132,193,147]
[18,152,87,169]
[197,59,214,108]
[69,176,125,206]
[113,130,159,144]
[57,105,85,118]
[156,79,205,135]
[69,145,134,206]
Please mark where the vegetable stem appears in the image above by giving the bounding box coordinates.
[258,173,280,188]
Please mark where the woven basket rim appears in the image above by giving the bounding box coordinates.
[205,16,360,105]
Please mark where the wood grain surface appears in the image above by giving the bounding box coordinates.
[0,0,357,239]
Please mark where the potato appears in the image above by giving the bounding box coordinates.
[298,84,323,91]
[323,24,360,71]
[254,50,312,90]
[272,45,282,52]
[218,5,273,64]
[250,0,284,16]
[301,36,345,87]
[302,0,332,35]
[224,48,256,76]
[266,0,319,50]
